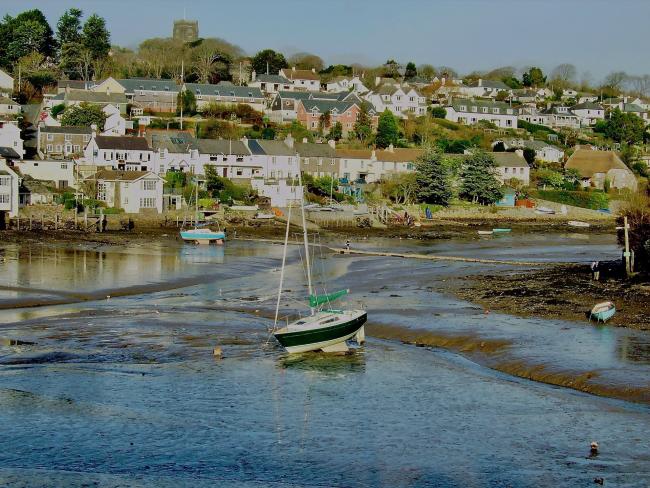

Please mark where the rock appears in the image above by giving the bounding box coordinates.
[213,346,223,358]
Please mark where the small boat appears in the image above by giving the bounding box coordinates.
[535,206,555,215]
[255,212,275,220]
[568,220,590,228]
[181,228,226,244]
[478,230,493,236]
[589,301,616,323]
[492,228,511,233]
[272,173,366,354]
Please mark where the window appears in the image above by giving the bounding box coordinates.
[73,145,80,152]
[97,183,107,201]
[492,108,499,114]
[46,144,53,152]
[47,134,54,141]
[236,168,243,176]
[0,194,9,204]
[459,105,466,111]
[142,180,157,191]
[61,163,68,169]
[0,177,10,186]
[83,135,90,142]
[59,180,68,189]
[65,134,71,141]
[482,107,488,113]
[140,197,156,208]
[272,157,277,164]
[505,167,509,173]
[56,145,62,153]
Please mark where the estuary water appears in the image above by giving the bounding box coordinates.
[0,234,648,487]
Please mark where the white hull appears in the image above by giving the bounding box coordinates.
[283,329,361,354]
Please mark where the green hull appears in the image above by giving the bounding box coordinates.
[274,312,367,351]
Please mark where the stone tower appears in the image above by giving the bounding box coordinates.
[173,19,199,43]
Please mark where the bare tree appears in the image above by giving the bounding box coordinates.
[550,63,577,84]
[602,71,628,90]
[627,75,650,98]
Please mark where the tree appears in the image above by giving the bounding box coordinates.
[502,76,522,89]
[192,41,233,83]
[318,110,331,134]
[138,38,173,79]
[82,14,110,60]
[0,9,55,67]
[353,104,373,143]
[602,71,628,93]
[177,89,197,115]
[288,52,324,71]
[60,103,107,129]
[493,141,506,152]
[617,192,650,273]
[251,49,288,75]
[600,109,646,145]
[522,67,546,87]
[523,148,536,166]
[429,106,446,119]
[460,151,504,204]
[328,121,343,141]
[404,62,417,80]
[550,63,576,87]
[375,109,399,148]
[415,147,453,205]
[51,103,66,118]
[536,168,565,189]
[418,64,437,80]
[382,59,401,79]
[56,8,83,52]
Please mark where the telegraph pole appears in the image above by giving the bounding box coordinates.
[617,216,632,277]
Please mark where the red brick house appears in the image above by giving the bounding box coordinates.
[296,99,377,137]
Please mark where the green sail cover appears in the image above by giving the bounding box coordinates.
[309,289,349,307]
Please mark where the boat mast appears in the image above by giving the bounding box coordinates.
[297,165,314,309]
[194,179,198,229]
[274,198,293,328]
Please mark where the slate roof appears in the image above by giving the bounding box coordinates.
[622,103,646,113]
[450,98,517,113]
[492,152,529,168]
[468,79,509,90]
[300,99,356,114]
[192,139,250,155]
[571,102,604,110]
[247,139,294,156]
[565,149,629,178]
[147,131,195,153]
[117,78,180,93]
[41,126,92,134]
[255,74,291,84]
[57,89,127,105]
[0,96,15,104]
[93,136,151,151]
[0,147,20,159]
[184,83,264,99]
[294,142,337,158]
[93,170,155,181]
[58,80,96,90]
[336,149,373,159]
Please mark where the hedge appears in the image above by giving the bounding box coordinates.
[535,190,609,210]
[518,120,558,135]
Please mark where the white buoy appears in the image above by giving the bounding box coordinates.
[213,346,222,358]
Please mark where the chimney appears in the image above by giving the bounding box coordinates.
[106,87,111,96]
[292,66,296,72]
[515,149,524,158]
[285,134,294,148]
[251,70,256,82]
[91,124,97,139]
[311,68,315,73]
[478,78,483,87]
[327,139,335,149]
[371,149,376,160]
[388,143,394,153]
[241,136,248,148]
[375,76,381,87]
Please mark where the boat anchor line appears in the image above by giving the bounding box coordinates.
[328,248,555,266]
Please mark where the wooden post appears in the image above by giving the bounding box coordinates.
[623,216,631,276]
[74,208,78,229]
[84,209,88,231]
[55,214,58,230]
[29,215,32,230]
[41,214,44,229]
[99,208,104,233]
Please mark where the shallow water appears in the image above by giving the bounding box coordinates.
[0,235,649,487]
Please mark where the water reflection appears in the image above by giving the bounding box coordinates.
[618,335,650,364]
[277,348,367,374]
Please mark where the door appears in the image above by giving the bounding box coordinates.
[222,168,227,177]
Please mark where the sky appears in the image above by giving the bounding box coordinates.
[4,0,649,82]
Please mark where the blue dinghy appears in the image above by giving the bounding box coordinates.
[589,301,615,323]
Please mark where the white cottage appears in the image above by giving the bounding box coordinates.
[93,169,164,213]
[0,158,20,220]
[84,135,156,172]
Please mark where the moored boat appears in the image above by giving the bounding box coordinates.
[589,301,615,322]
[492,228,511,233]
[568,220,590,228]
[477,230,493,236]
[181,228,226,244]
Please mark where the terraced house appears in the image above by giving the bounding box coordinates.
[183,82,265,112]
[296,99,364,137]
[84,135,155,172]
[363,83,427,118]
[445,99,518,128]
[38,126,92,158]
[116,78,179,113]
[270,91,362,122]
[48,88,128,114]
[279,67,321,91]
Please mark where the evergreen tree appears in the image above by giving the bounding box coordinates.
[522,147,536,165]
[57,8,83,48]
[328,121,343,141]
[600,109,646,145]
[353,104,372,143]
[60,103,107,129]
[177,89,197,115]
[415,147,453,205]
[460,151,504,204]
[0,10,55,67]
[251,49,288,75]
[82,14,110,60]
[522,67,546,87]
[375,109,399,148]
[404,62,417,80]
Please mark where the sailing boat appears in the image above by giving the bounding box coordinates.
[272,172,367,354]
[180,179,225,244]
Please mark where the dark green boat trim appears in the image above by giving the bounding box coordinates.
[274,313,367,349]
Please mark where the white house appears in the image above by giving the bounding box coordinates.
[364,84,427,118]
[570,102,605,126]
[183,82,266,112]
[102,104,130,136]
[280,67,321,92]
[334,146,422,183]
[0,70,13,93]
[250,177,303,207]
[93,169,164,213]
[84,135,156,172]
[446,99,518,129]
[540,106,581,129]
[14,159,76,190]
[0,96,20,116]
[492,152,530,186]
[517,107,550,127]
[561,88,578,100]
[249,72,293,96]
[0,158,20,219]
[325,76,368,94]
[193,139,255,178]
[0,122,24,159]
[245,138,300,180]
[494,139,564,163]
[457,79,510,98]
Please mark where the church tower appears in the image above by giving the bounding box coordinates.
[173,19,199,43]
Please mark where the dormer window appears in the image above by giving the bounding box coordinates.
[459,105,467,111]
[482,107,488,113]
[164,86,169,91]
[196,89,201,95]
[492,108,499,114]
[472,106,478,112]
